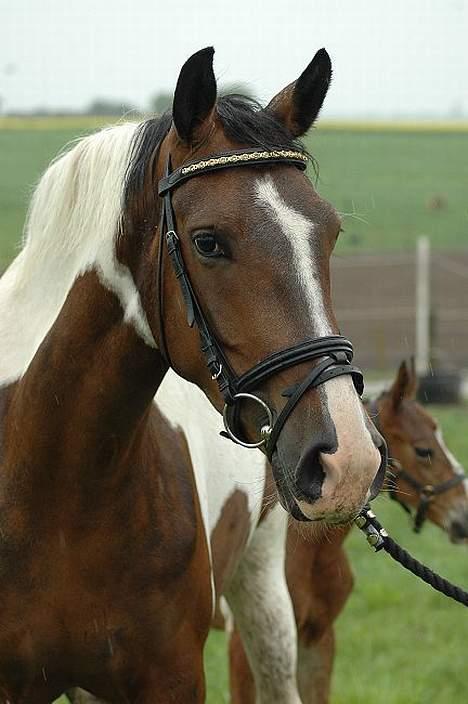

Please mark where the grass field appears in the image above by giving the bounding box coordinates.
[1,120,468,269]
[2,121,467,702]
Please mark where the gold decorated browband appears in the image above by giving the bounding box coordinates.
[181,149,308,175]
[158,148,308,196]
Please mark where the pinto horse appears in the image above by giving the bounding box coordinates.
[0,46,385,702]
[228,359,468,704]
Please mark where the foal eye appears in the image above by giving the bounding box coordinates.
[415,446,433,461]
[193,233,224,258]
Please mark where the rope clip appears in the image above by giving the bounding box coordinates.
[354,506,388,552]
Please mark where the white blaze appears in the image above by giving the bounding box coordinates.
[255,175,379,517]
[255,175,331,337]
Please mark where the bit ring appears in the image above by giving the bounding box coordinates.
[223,392,273,449]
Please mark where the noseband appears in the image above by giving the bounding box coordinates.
[387,458,465,533]
[157,147,363,460]
[369,399,465,532]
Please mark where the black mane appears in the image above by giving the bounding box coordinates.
[124,94,312,213]
[216,94,308,154]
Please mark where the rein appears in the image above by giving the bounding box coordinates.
[355,506,468,608]
[157,147,363,460]
[368,398,465,532]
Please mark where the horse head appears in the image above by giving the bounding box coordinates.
[122,47,387,524]
[374,359,468,541]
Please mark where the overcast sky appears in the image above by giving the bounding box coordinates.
[1,0,468,117]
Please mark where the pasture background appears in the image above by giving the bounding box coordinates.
[1,121,467,703]
[1,119,468,269]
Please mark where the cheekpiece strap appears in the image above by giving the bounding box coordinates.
[163,220,236,401]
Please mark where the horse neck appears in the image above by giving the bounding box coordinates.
[3,269,165,503]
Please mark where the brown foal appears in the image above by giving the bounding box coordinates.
[229,360,468,704]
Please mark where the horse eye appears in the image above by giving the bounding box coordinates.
[193,233,224,258]
[415,446,433,461]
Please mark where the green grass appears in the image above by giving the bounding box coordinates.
[0,129,87,269]
[308,130,468,254]
[1,123,468,269]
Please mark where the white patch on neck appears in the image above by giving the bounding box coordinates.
[156,370,266,609]
[0,123,155,385]
[254,175,332,337]
[435,426,468,495]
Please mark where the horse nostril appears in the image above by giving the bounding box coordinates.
[295,442,332,502]
[450,518,468,541]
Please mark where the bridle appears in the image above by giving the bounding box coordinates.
[388,458,464,533]
[368,398,465,533]
[156,146,363,461]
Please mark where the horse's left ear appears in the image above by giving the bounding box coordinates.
[390,359,418,409]
[265,49,332,137]
[172,47,217,144]
[409,355,419,397]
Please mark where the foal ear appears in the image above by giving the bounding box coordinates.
[390,360,418,410]
[265,49,332,137]
[408,355,419,396]
[172,47,217,144]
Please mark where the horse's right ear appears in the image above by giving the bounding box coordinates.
[172,47,217,144]
[265,49,332,137]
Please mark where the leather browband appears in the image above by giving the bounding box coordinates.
[158,148,308,196]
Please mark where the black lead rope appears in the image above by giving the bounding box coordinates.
[355,506,468,607]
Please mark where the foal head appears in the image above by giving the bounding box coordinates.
[376,360,468,542]
[123,47,385,524]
